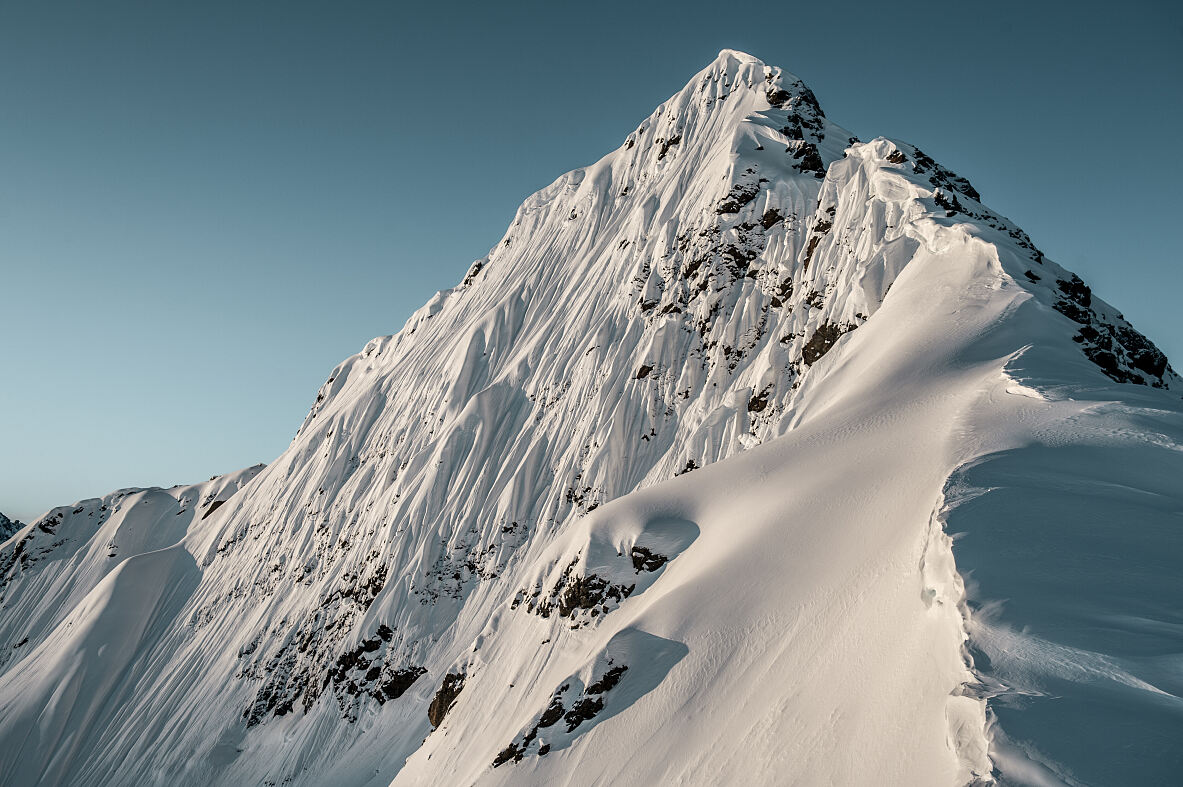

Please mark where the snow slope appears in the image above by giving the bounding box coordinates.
[0,468,263,674]
[0,50,1179,786]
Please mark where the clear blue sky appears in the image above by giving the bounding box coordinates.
[2,1,1180,522]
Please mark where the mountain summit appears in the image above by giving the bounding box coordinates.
[1,51,1179,786]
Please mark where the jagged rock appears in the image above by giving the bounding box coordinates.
[563,696,605,732]
[427,672,466,728]
[715,181,762,214]
[910,146,981,201]
[493,663,630,767]
[802,212,834,269]
[0,514,22,543]
[787,140,825,175]
[802,322,854,366]
[585,665,627,695]
[747,385,774,413]
[656,133,682,160]
[461,260,485,286]
[629,546,668,573]
[558,574,630,617]
[537,697,565,728]
[492,741,524,768]
[1057,275,1092,307]
[379,666,426,702]
[933,189,964,216]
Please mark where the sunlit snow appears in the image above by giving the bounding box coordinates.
[1,50,1179,787]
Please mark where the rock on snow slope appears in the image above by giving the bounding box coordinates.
[1,51,1180,786]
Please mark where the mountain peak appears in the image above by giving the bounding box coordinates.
[712,47,763,65]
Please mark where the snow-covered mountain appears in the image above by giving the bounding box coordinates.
[1,50,1180,786]
[0,513,21,544]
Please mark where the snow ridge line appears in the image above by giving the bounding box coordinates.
[920,488,994,784]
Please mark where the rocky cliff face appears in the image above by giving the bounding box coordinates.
[0,51,1178,787]
[0,513,21,545]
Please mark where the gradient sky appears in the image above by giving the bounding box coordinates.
[2,0,1180,522]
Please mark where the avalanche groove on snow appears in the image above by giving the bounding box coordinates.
[0,50,1179,786]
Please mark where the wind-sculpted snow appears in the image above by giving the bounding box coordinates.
[0,49,1179,786]
[940,387,1183,785]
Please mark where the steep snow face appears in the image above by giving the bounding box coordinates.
[0,50,1179,786]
